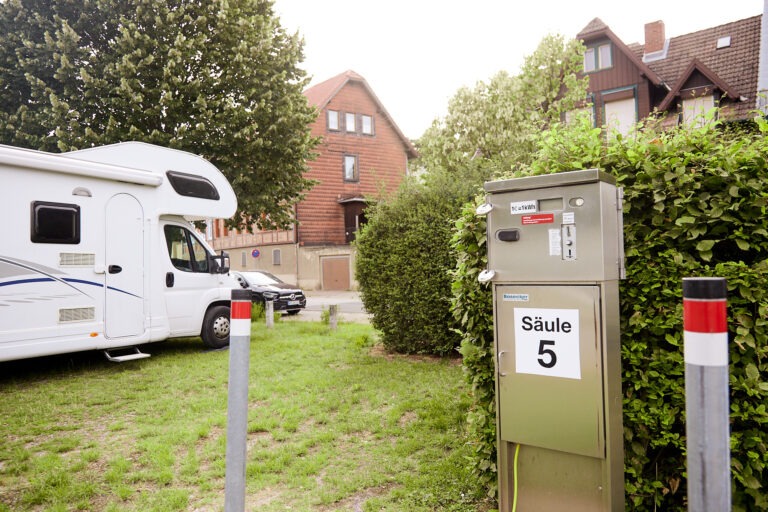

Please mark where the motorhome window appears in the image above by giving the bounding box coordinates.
[164,225,209,272]
[166,171,220,200]
[31,201,80,244]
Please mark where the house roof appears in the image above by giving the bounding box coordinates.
[657,58,742,111]
[577,18,665,87]
[304,70,418,159]
[627,15,761,116]
[576,15,761,118]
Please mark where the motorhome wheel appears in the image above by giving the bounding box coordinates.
[202,305,230,349]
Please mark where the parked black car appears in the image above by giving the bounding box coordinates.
[231,270,307,315]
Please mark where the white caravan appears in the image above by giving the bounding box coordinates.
[0,142,238,362]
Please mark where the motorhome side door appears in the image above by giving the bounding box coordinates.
[105,194,145,338]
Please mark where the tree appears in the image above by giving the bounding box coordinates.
[356,34,587,356]
[0,0,318,230]
[416,34,588,183]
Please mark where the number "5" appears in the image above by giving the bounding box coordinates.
[538,340,557,368]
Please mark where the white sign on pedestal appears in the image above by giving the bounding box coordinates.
[513,307,581,380]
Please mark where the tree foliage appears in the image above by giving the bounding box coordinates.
[355,34,587,356]
[416,34,587,181]
[0,0,318,229]
[451,116,768,510]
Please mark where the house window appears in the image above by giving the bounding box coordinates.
[343,155,358,182]
[584,43,612,72]
[345,112,356,133]
[273,248,281,266]
[682,95,715,127]
[328,110,339,131]
[361,114,374,135]
[604,97,637,137]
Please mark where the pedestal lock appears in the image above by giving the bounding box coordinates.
[562,224,576,260]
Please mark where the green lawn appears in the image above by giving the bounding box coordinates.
[0,320,488,511]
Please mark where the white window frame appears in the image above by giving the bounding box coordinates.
[361,114,374,135]
[343,154,358,182]
[345,112,356,133]
[327,110,339,131]
[682,95,715,127]
[584,43,612,73]
[604,97,637,137]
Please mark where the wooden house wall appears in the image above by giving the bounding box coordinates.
[586,39,655,124]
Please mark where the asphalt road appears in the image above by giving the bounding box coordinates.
[282,290,371,323]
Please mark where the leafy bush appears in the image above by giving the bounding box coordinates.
[450,198,496,496]
[451,117,768,510]
[355,179,464,355]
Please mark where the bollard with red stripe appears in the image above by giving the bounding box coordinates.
[683,277,730,512]
[225,289,252,512]
[230,289,253,338]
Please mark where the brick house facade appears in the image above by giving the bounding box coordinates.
[210,70,417,290]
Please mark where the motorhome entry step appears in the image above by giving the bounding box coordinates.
[103,347,151,363]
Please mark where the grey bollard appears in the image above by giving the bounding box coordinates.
[329,304,338,330]
[683,277,730,512]
[265,299,274,328]
[225,289,252,512]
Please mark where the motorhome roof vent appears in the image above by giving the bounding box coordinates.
[166,171,220,200]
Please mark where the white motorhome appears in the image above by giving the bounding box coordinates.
[0,142,238,362]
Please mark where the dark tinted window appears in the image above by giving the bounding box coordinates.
[31,201,80,244]
[164,225,210,272]
[166,171,220,200]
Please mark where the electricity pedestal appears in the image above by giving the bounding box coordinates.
[480,170,625,511]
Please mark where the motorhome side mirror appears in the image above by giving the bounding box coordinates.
[209,251,230,274]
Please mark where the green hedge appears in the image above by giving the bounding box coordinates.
[451,118,768,510]
[355,180,463,355]
[450,197,496,496]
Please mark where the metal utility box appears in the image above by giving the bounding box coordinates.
[482,169,624,511]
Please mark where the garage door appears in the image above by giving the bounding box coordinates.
[321,256,350,290]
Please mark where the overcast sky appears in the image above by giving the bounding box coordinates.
[274,0,764,139]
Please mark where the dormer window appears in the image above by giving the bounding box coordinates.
[584,42,612,73]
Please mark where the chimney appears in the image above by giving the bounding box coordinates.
[644,20,666,54]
